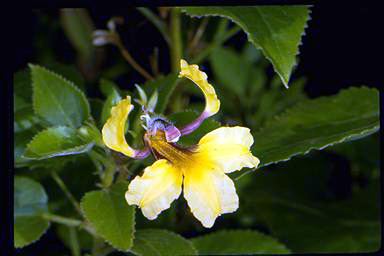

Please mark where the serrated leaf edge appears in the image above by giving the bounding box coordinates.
[29,64,91,127]
[181,6,311,88]
[15,221,51,249]
[254,87,379,167]
[129,228,198,256]
[79,183,136,252]
[22,126,94,160]
[190,229,290,253]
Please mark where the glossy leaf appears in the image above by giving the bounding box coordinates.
[23,126,94,160]
[130,229,197,256]
[80,182,135,251]
[30,64,90,128]
[182,6,310,87]
[252,87,379,168]
[191,230,290,254]
[14,176,50,248]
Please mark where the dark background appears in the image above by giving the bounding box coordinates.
[11,5,384,97]
[8,4,383,255]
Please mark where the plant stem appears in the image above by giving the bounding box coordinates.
[69,226,81,256]
[88,149,116,188]
[41,213,83,226]
[170,8,182,72]
[188,17,209,54]
[191,26,241,64]
[214,18,229,40]
[118,45,154,80]
[51,171,82,215]
[137,7,170,45]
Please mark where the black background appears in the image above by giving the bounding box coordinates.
[7,4,384,255]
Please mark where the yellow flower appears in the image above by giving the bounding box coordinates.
[102,59,260,228]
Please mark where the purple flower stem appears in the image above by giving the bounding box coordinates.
[133,147,151,159]
[179,111,210,136]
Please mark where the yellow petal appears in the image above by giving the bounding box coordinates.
[125,159,182,220]
[183,168,238,228]
[102,96,135,157]
[179,59,220,116]
[198,127,260,173]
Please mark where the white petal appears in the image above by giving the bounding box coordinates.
[125,159,182,220]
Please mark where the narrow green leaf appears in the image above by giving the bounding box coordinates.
[252,87,379,168]
[140,73,178,113]
[23,126,94,160]
[182,6,310,87]
[99,79,122,126]
[130,229,197,256]
[30,64,90,128]
[81,182,135,251]
[14,176,50,248]
[167,111,221,146]
[60,8,95,59]
[191,230,291,255]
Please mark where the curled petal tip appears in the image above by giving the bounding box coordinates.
[178,59,220,116]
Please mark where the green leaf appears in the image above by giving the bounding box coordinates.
[45,63,86,91]
[89,98,104,127]
[182,6,310,87]
[57,224,94,250]
[81,182,135,251]
[210,47,251,96]
[191,230,291,255]
[30,64,90,128]
[252,87,379,168]
[23,126,94,160]
[14,129,38,167]
[60,8,95,59]
[14,176,50,248]
[240,154,380,253]
[167,111,221,146]
[99,79,122,127]
[140,73,178,113]
[14,95,43,133]
[14,69,32,101]
[130,229,197,256]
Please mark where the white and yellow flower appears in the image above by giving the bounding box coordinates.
[102,59,259,228]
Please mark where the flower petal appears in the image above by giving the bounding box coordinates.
[183,168,238,228]
[179,59,220,116]
[198,127,260,173]
[125,159,182,220]
[102,96,136,157]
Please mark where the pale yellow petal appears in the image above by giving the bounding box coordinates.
[183,168,238,228]
[125,159,182,220]
[102,96,135,157]
[179,59,220,116]
[198,127,260,173]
